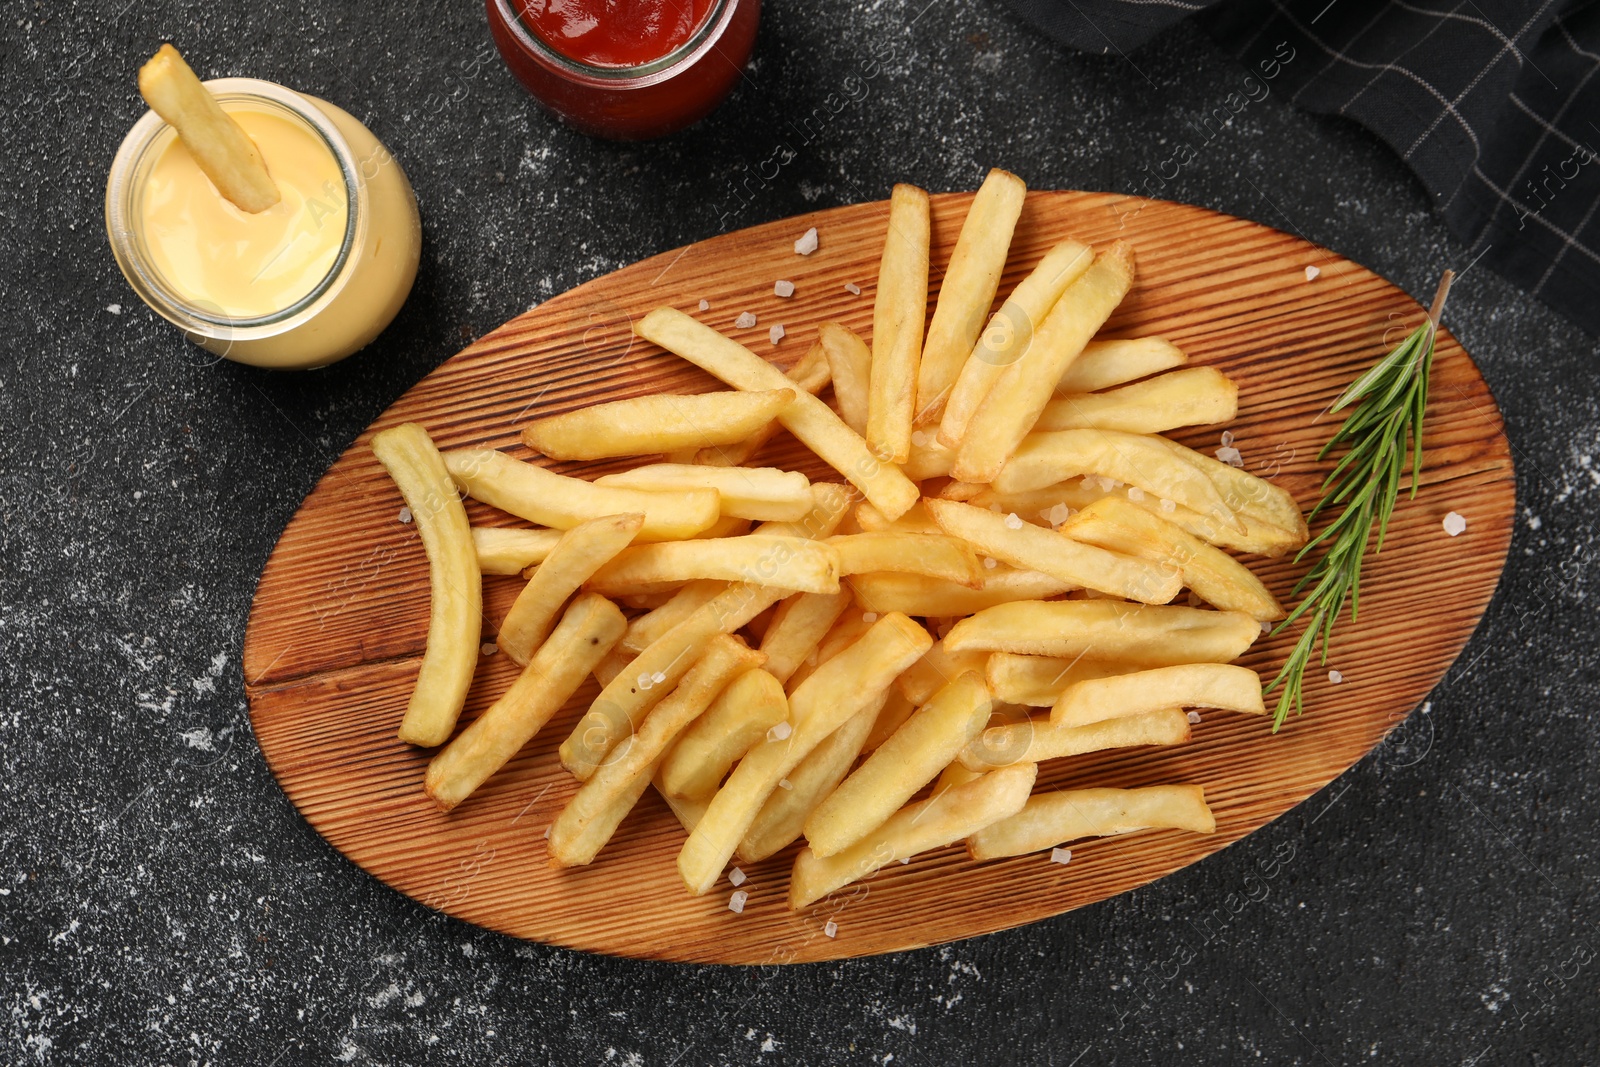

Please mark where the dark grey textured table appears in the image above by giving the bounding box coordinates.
[3,2,1597,1064]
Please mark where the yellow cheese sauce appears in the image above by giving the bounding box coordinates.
[139,108,347,319]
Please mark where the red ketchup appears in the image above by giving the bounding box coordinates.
[487,0,760,140]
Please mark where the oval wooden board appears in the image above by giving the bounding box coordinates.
[244,190,1514,964]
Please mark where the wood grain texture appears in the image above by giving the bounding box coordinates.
[243,191,1514,964]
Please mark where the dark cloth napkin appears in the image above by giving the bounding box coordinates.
[1004,0,1600,336]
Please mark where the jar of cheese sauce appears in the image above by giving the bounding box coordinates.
[106,78,421,369]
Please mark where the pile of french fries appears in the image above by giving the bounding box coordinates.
[370,169,1310,911]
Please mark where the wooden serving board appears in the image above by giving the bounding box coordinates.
[244,191,1514,964]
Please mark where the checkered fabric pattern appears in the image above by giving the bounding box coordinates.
[1006,0,1600,335]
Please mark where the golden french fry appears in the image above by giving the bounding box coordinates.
[944,599,1261,664]
[137,44,280,212]
[868,184,931,464]
[915,169,1027,423]
[371,424,483,748]
[828,532,983,587]
[496,513,643,665]
[677,612,932,894]
[783,610,877,692]
[855,499,942,535]
[806,671,992,857]
[424,594,625,809]
[635,308,921,520]
[849,567,1074,617]
[925,498,1180,604]
[818,323,872,436]
[959,707,1190,770]
[621,580,727,654]
[862,688,917,750]
[685,344,831,466]
[1037,367,1237,434]
[758,591,853,683]
[897,638,990,705]
[1060,496,1284,619]
[549,635,764,866]
[659,668,789,799]
[939,239,1094,450]
[938,480,986,501]
[1057,338,1188,393]
[754,482,855,540]
[472,526,563,575]
[1149,435,1309,545]
[444,448,719,542]
[968,784,1215,860]
[789,762,1036,909]
[521,389,796,461]
[586,536,841,596]
[738,694,884,862]
[953,242,1137,484]
[903,436,956,482]
[985,652,1137,706]
[596,464,813,522]
[991,430,1240,532]
[560,582,785,779]
[1052,663,1265,726]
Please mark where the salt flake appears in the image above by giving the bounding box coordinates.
[729,867,747,887]
[1045,503,1072,527]
[862,612,879,623]
[794,227,819,255]
[767,721,792,742]
[1215,446,1244,467]
[1220,430,1235,448]
[844,282,862,295]
[911,429,930,447]
[729,890,748,913]
[1443,511,1467,536]
[1187,710,1203,725]
[1159,498,1177,513]
[106,303,123,315]
[823,920,838,938]
[983,556,999,570]
[698,299,710,311]
[734,311,758,329]
[1003,512,1024,530]
[1050,847,1072,865]
[480,643,497,657]
[1304,265,1321,281]
[1328,669,1344,684]
[637,672,655,690]
[769,324,785,345]
[774,280,795,298]
[397,506,413,524]
[1126,486,1145,502]
[778,778,793,790]
[651,671,667,684]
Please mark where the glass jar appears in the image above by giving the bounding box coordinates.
[486,0,761,140]
[105,78,422,370]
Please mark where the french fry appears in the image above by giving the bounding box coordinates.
[424,594,625,810]
[596,464,813,522]
[371,424,483,748]
[585,536,841,596]
[943,600,1261,664]
[806,671,992,857]
[444,448,719,542]
[1051,663,1266,726]
[848,567,1074,617]
[472,526,563,575]
[868,184,931,464]
[496,513,643,665]
[620,580,727,654]
[785,610,878,692]
[560,583,786,779]
[862,688,917,750]
[938,239,1094,450]
[522,389,796,460]
[1057,338,1188,393]
[990,430,1240,532]
[952,242,1137,484]
[1149,435,1309,545]
[959,706,1190,770]
[658,668,789,799]
[738,694,884,862]
[818,323,872,436]
[915,169,1027,423]
[758,591,853,683]
[754,482,855,540]
[934,760,985,791]
[137,44,280,213]
[897,639,990,705]
[925,498,1181,604]
[635,308,921,519]
[1060,496,1284,619]
[903,436,956,481]
[986,652,1137,706]
[1037,367,1237,434]
[684,344,831,466]
[677,612,932,894]
[548,635,764,866]
[856,499,942,535]
[828,532,983,587]
[968,785,1215,860]
[788,762,1036,909]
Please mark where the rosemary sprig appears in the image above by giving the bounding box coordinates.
[1264,271,1455,730]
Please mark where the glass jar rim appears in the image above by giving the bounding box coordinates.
[496,0,735,83]
[105,77,362,338]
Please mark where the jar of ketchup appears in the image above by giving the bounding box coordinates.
[487,0,760,140]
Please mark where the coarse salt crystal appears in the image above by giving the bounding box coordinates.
[823,920,838,938]
[1126,486,1146,502]
[769,324,786,345]
[543,826,551,840]
[897,857,910,865]
[106,303,122,315]
[1080,476,1098,491]
[1443,511,1467,536]
[774,280,795,298]
[778,778,793,790]
[767,721,792,742]
[1050,847,1072,865]
[698,299,710,311]
[1159,498,1176,513]
[1305,265,1321,281]
[862,612,879,623]
[1328,669,1344,684]
[1187,710,1203,725]
[398,506,413,524]
[729,867,747,887]
[652,671,667,684]
[729,890,748,913]
[1215,446,1244,467]
[734,311,758,329]
[983,557,999,569]
[638,672,655,690]
[844,282,862,295]
[1003,512,1024,530]
[1220,430,1235,448]
[911,429,930,447]
[480,643,497,656]
[794,227,819,255]
[1046,503,1072,526]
